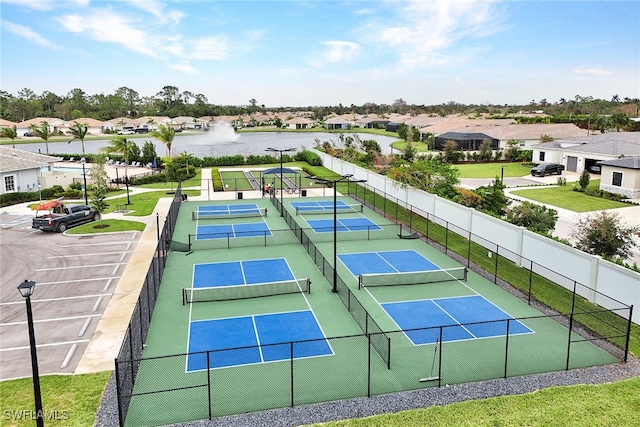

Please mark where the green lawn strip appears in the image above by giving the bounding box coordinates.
[0,371,111,427]
[316,377,640,427]
[455,162,534,179]
[66,219,146,234]
[350,184,639,356]
[104,190,199,216]
[510,185,630,212]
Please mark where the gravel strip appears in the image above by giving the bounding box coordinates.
[96,356,640,427]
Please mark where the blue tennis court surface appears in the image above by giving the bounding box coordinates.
[193,259,294,288]
[196,222,271,240]
[382,295,533,345]
[306,217,380,233]
[196,204,261,216]
[187,310,333,370]
[339,250,439,276]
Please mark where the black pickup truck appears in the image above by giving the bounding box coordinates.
[530,163,565,177]
[32,204,101,232]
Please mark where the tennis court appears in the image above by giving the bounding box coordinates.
[120,195,622,426]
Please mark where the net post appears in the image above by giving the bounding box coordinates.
[463,267,468,282]
[182,289,186,305]
[307,278,311,294]
[188,234,192,252]
[358,275,363,290]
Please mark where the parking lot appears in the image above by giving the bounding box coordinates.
[0,213,139,380]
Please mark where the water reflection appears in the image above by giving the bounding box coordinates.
[16,130,397,158]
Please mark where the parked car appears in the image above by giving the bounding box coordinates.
[531,163,565,177]
[118,129,135,135]
[23,131,34,137]
[32,204,101,232]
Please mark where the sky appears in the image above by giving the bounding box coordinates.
[1,0,638,108]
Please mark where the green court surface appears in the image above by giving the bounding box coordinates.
[218,168,321,193]
[124,195,619,426]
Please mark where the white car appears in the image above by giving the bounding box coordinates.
[117,129,135,135]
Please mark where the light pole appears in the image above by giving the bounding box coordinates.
[80,157,88,205]
[115,167,120,190]
[265,147,296,215]
[17,280,44,427]
[312,174,367,292]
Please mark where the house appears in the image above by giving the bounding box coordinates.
[597,157,640,199]
[324,116,353,130]
[0,146,59,195]
[532,132,640,174]
[58,118,105,136]
[284,117,314,130]
[435,132,500,151]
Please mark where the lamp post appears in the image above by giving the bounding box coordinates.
[80,157,88,205]
[501,165,505,184]
[17,280,44,427]
[265,147,296,215]
[115,167,119,189]
[312,174,367,292]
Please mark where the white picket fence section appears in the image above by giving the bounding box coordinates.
[313,149,640,324]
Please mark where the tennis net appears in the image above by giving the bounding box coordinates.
[182,278,311,304]
[192,207,268,220]
[295,204,363,215]
[358,267,467,289]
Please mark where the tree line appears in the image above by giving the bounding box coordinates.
[1,86,638,127]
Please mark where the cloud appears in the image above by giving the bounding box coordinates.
[168,63,197,74]
[127,0,184,26]
[572,68,612,76]
[364,0,503,69]
[311,41,361,67]
[188,36,229,60]
[2,0,89,10]
[1,20,61,49]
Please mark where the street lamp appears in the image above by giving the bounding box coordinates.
[265,147,297,215]
[311,174,367,293]
[115,167,120,190]
[17,280,44,427]
[80,157,88,205]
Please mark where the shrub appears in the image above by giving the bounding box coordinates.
[130,173,168,185]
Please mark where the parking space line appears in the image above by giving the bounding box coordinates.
[112,264,120,275]
[47,251,133,259]
[34,262,127,271]
[59,242,134,248]
[36,277,119,286]
[91,296,103,312]
[102,278,114,292]
[61,343,78,368]
[0,340,90,352]
[79,318,92,336]
[1,314,102,326]
[0,294,112,306]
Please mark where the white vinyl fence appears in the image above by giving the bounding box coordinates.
[314,149,640,324]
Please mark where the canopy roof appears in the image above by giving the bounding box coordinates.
[262,167,300,175]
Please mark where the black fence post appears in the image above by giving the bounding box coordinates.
[467,232,472,268]
[115,359,124,427]
[207,351,212,420]
[493,250,499,284]
[290,342,295,407]
[437,327,443,388]
[565,281,578,370]
[504,319,510,378]
[624,305,634,362]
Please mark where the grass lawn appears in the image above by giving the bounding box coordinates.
[2,374,638,427]
[0,371,111,427]
[66,219,146,234]
[510,181,632,212]
[318,377,640,427]
[390,140,430,153]
[455,162,533,178]
[104,189,200,216]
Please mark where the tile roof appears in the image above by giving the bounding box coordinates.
[598,156,640,169]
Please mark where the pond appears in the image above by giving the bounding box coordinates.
[16,128,398,158]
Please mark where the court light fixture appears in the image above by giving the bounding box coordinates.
[265,147,296,215]
[311,174,367,293]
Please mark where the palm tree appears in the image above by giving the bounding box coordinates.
[69,121,89,155]
[30,121,51,155]
[101,136,133,204]
[150,123,176,157]
[0,125,18,148]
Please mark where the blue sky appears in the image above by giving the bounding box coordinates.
[1,0,638,107]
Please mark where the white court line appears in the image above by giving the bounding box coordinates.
[1,314,102,327]
[61,343,77,368]
[34,262,127,271]
[1,339,90,352]
[0,294,111,306]
[47,251,133,259]
[36,277,119,286]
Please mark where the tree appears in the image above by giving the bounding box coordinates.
[473,179,509,217]
[89,155,110,215]
[29,121,51,155]
[387,158,460,199]
[141,140,158,166]
[570,211,640,260]
[397,123,409,141]
[68,121,89,155]
[442,140,463,163]
[150,123,176,157]
[402,141,417,162]
[578,168,590,191]
[505,201,557,234]
[478,139,493,162]
[101,136,133,187]
[503,140,522,162]
[0,125,17,148]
